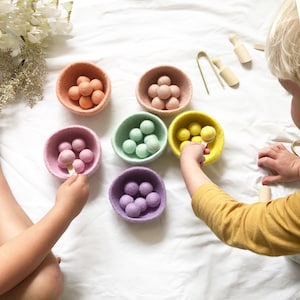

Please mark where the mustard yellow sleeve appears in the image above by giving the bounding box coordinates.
[192,183,300,256]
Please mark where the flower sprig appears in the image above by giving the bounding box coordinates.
[0,0,73,110]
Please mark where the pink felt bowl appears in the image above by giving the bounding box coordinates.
[109,167,167,223]
[56,61,111,116]
[44,125,101,180]
[136,65,193,118]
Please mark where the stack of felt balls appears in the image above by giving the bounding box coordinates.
[119,180,161,218]
[121,119,161,158]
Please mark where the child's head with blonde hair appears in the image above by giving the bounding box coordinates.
[266,0,300,85]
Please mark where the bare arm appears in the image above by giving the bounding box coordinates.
[0,174,89,294]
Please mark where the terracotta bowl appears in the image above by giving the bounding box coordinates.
[56,61,111,116]
[44,125,101,180]
[111,111,168,165]
[136,65,193,118]
[109,166,167,223]
[168,110,224,164]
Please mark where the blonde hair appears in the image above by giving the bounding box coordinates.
[266,0,300,85]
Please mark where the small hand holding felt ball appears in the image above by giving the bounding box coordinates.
[119,180,160,218]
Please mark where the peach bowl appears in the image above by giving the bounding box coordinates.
[168,110,224,165]
[56,61,111,116]
[136,65,193,118]
[44,125,101,180]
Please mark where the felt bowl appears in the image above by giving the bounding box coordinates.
[56,61,111,116]
[136,65,193,118]
[44,125,101,180]
[168,110,224,164]
[112,111,168,164]
[109,166,167,223]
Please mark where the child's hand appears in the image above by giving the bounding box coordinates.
[55,174,90,219]
[180,142,209,166]
[258,143,300,184]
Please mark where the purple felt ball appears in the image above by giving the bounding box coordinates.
[146,192,161,208]
[124,181,139,197]
[125,202,141,218]
[134,197,148,212]
[119,194,134,209]
[139,181,154,197]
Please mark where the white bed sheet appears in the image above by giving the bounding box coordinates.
[2,0,300,299]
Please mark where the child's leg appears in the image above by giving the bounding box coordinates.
[0,167,63,300]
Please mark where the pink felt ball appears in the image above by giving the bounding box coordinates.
[72,138,86,152]
[151,97,165,109]
[73,159,85,173]
[58,149,75,166]
[58,141,72,152]
[79,148,94,163]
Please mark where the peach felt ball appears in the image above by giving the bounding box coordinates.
[91,90,105,105]
[77,75,90,85]
[68,86,81,101]
[90,78,103,91]
[78,81,93,96]
[79,96,94,109]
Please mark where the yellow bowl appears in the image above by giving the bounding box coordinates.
[168,110,224,164]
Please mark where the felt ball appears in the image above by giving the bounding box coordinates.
[72,138,86,152]
[129,128,143,143]
[191,136,203,143]
[134,197,148,212]
[176,128,190,141]
[139,181,154,196]
[201,126,216,143]
[58,141,72,152]
[145,136,160,154]
[58,149,75,165]
[151,97,165,109]
[165,97,180,110]
[79,96,94,109]
[146,192,161,208]
[119,194,134,209]
[144,134,157,143]
[157,75,171,86]
[79,148,94,163]
[78,81,93,96]
[73,158,85,173]
[91,90,104,105]
[124,181,139,196]
[148,84,159,98]
[188,122,202,136]
[157,85,171,100]
[77,75,90,85]
[68,86,81,101]
[179,140,190,151]
[90,78,103,91]
[140,119,155,135]
[170,84,181,98]
[125,202,141,218]
[135,143,149,158]
[122,139,137,154]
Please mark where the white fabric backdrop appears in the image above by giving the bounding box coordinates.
[2,0,300,299]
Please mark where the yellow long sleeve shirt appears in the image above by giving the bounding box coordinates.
[192,183,300,256]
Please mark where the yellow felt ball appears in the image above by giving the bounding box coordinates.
[176,128,190,141]
[179,140,191,151]
[191,135,203,143]
[188,122,202,136]
[201,126,216,143]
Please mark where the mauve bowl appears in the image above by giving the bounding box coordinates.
[44,125,101,180]
[56,61,111,116]
[109,166,167,223]
[168,110,224,164]
[111,111,168,164]
[136,65,193,118]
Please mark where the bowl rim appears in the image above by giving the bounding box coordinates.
[111,111,168,164]
[44,124,101,180]
[135,65,193,117]
[167,110,224,164]
[56,61,111,116]
[108,166,167,223]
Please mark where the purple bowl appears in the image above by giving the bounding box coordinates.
[109,166,167,223]
[44,125,101,180]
